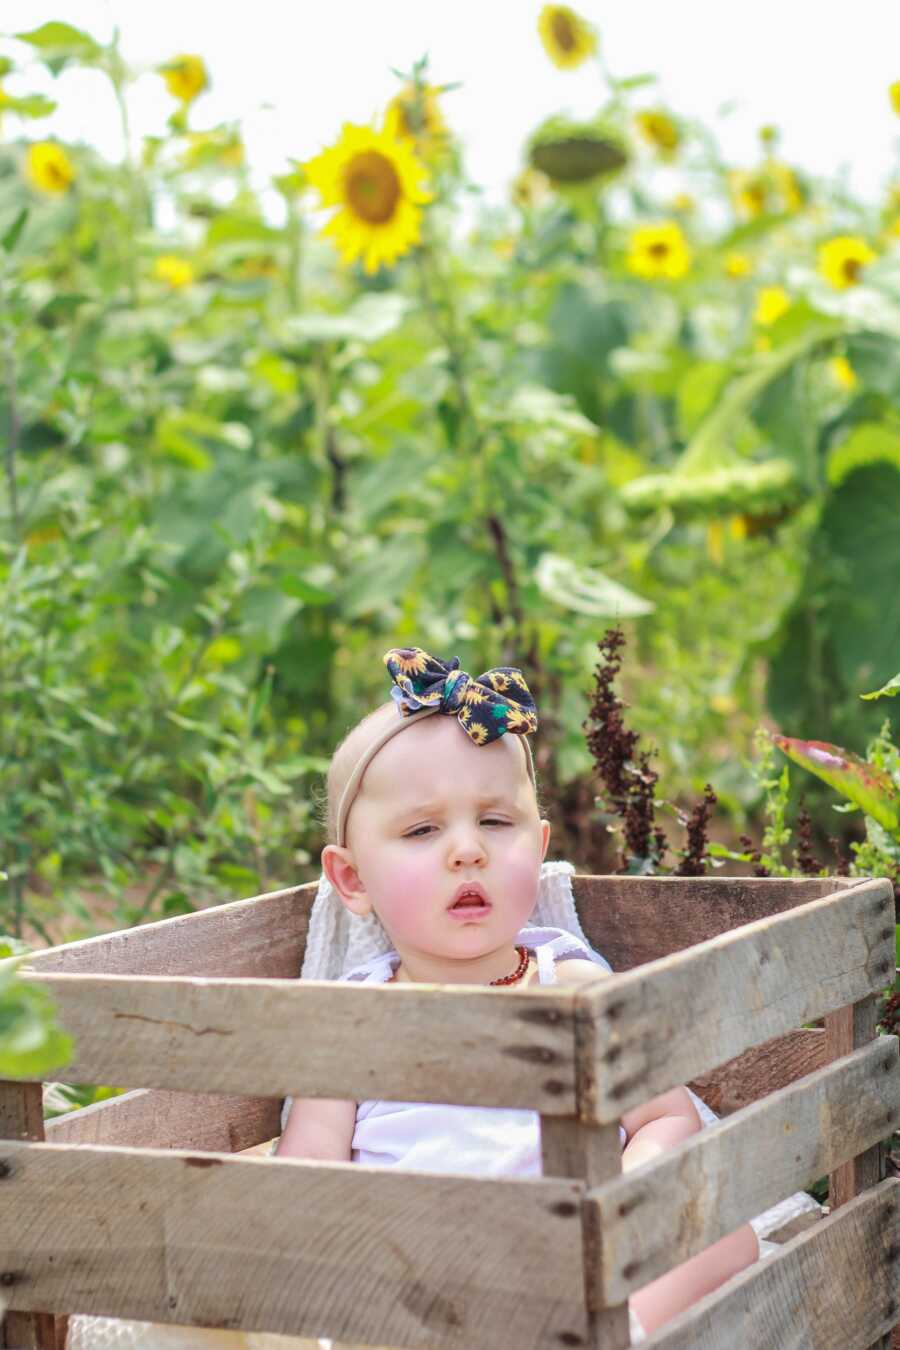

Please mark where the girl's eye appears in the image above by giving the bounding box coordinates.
[404,818,510,839]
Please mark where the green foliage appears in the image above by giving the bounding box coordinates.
[0,937,72,1077]
[1,17,899,938]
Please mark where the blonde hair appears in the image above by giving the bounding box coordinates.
[319,702,545,847]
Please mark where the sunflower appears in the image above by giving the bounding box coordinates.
[387,83,448,159]
[511,165,552,209]
[505,706,535,732]
[467,723,489,746]
[303,109,431,274]
[753,286,791,326]
[384,648,430,677]
[724,252,752,279]
[464,683,488,706]
[770,162,804,213]
[538,5,598,70]
[25,141,75,195]
[635,110,679,156]
[728,169,769,219]
[487,671,511,693]
[626,222,692,281]
[890,82,900,116]
[160,54,208,104]
[817,236,876,289]
[154,255,194,289]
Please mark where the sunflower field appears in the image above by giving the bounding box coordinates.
[2,8,900,959]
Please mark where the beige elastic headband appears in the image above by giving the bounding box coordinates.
[336,708,536,848]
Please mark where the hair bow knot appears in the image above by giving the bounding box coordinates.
[383,647,538,746]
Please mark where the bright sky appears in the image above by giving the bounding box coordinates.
[2,0,899,218]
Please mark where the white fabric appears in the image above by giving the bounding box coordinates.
[298,857,593,982]
[340,925,626,1173]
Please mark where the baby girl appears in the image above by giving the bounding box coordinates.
[277,646,760,1340]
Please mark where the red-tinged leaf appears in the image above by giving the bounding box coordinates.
[772,734,900,833]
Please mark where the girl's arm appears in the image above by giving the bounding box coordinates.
[620,1085,700,1171]
[630,1223,760,1336]
[619,1086,759,1335]
[275,1096,357,1161]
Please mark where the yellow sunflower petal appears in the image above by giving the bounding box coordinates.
[817,235,876,290]
[304,116,431,273]
[25,141,75,195]
[625,221,692,281]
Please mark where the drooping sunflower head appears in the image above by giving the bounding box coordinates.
[818,236,877,290]
[303,109,432,274]
[625,221,692,282]
[527,114,628,186]
[160,54,208,105]
[25,141,75,195]
[538,5,598,69]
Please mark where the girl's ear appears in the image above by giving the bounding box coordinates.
[539,818,551,861]
[322,844,373,917]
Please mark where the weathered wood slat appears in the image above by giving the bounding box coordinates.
[0,1081,57,1350]
[20,884,312,978]
[540,1115,630,1349]
[827,997,888,1208]
[44,1087,281,1153]
[570,875,858,971]
[643,1178,900,1350]
[17,973,579,1112]
[589,1036,900,1301]
[21,876,855,984]
[688,1026,826,1115]
[0,1141,586,1350]
[578,877,894,1121]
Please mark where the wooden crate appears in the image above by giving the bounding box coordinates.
[1,876,897,1349]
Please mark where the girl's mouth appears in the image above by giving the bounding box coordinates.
[448,884,492,919]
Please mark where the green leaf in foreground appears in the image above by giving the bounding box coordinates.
[772,734,900,833]
[0,961,73,1078]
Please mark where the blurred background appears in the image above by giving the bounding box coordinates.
[2,1,900,953]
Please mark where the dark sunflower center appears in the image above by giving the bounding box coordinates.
[346,151,401,224]
[648,241,670,259]
[551,12,577,51]
[48,163,67,187]
[842,257,862,283]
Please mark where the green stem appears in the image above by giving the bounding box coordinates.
[285,198,303,312]
[108,30,141,308]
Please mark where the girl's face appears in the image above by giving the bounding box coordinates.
[324,716,550,966]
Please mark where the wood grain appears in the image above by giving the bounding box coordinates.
[589,1037,900,1302]
[644,1178,900,1350]
[45,1087,281,1153]
[0,1140,585,1350]
[578,877,894,1121]
[17,973,579,1113]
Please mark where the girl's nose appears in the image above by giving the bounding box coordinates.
[448,830,487,867]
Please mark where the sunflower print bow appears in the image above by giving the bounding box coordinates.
[383,647,538,747]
